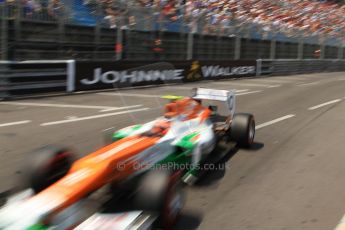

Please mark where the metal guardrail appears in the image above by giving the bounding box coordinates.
[258,59,345,76]
[0,60,74,99]
[1,59,345,100]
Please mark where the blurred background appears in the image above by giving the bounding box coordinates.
[0,0,345,61]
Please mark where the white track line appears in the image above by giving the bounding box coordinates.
[236,90,262,96]
[99,105,143,112]
[212,82,280,88]
[0,120,31,127]
[161,85,197,90]
[0,101,142,112]
[0,101,114,110]
[207,88,250,93]
[197,87,249,93]
[272,77,305,81]
[267,85,281,88]
[256,115,296,130]
[297,81,320,87]
[157,85,193,90]
[97,92,160,98]
[234,89,249,93]
[308,99,342,110]
[249,78,292,83]
[99,90,257,98]
[108,85,249,93]
[40,108,149,126]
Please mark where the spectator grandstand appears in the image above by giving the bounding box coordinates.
[0,0,344,60]
[3,0,345,40]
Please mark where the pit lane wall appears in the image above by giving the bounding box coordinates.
[1,59,345,99]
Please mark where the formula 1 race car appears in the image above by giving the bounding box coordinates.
[0,88,255,230]
[109,87,256,184]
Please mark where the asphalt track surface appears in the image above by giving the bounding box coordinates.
[1,72,345,230]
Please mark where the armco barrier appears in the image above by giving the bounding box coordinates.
[258,59,345,76]
[1,59,345,99]
[0,60,75,99]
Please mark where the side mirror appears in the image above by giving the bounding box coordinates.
[208,105,218,112]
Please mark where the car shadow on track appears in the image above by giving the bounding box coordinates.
[101,193,203,230]
[194,142,264,187]
[174,211,203,230]
[193,145,239,187]
[176,142,264,228]
[247,142,264,151]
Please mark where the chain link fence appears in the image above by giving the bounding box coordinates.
[0,0,344,61]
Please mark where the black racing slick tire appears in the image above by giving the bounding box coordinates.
[134,170,185,230]
[23,145,75,193]
[230,113,255,148]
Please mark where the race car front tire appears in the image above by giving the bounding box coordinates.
[230,113,255,148]
[22,145,75,193]
[134,169,185,230]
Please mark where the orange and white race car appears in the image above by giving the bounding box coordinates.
[0,88,255,230]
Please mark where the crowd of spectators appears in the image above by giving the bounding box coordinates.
[14,0,64,20]
[138,0,345,38]
[131,0,345,41]
[1,0,345,41]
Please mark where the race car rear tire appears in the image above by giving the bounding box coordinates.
[134,169,185,230]
[230,113,255,148]
[22,145,75,193]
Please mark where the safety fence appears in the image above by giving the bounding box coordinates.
[1,2,344,61]
[1,59,345,100]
